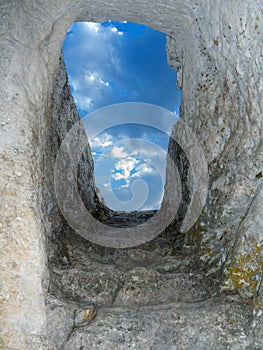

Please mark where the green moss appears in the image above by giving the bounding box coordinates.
[99,211,106,222]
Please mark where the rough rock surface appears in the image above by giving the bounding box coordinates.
[0,1,262,349]
[47,225,248,350]
[57,299,252,350]
[44,54,105,265]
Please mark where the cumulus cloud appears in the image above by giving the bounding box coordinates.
[95,141,166,210]
[90,133,113,149]
[112,172,125,181]
[63,20,181,117]
[132,163,156,177]
[112,157,138,180]
[111,145,129,158]
[83,22,100,33]
[63,20,181,210]
[63,21,131,113]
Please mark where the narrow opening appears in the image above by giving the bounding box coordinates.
[47,21,218,348]
[62,20,181,218]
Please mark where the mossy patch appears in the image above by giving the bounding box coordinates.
[99,211,106,222]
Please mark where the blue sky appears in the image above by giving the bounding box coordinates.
[62,21,181,211]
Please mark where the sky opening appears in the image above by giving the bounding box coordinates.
[62,21,181,211]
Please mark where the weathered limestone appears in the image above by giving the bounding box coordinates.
[58,299,253,350]
[0,0,262,349]
[166,3,263,297]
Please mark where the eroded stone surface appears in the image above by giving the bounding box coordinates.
[0,0,262,349]
[50,266,121,305]
[114,268,213,307]
[61,297,252,350]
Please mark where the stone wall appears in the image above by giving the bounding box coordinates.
[166,4,263,293]
[0,0,262,349]
[43,53,104,265]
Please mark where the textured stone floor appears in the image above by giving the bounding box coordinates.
[47,212,255,349]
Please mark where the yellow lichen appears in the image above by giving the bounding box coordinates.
[200,246,212,257]
[188,222,203,238]
[214,39,219,46]
[226,241,262,295]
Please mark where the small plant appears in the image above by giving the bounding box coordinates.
[99,211,106,222]
[255,171,263,179]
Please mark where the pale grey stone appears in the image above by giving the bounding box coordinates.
[63,297,252,350]
[50,266,121,305]
[0,1,262,349]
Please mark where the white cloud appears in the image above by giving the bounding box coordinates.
[111,145,129,158]
[84,72,110,88]
[62,20,181,211]
[111,27,123,35]
[114,182,130,189]
[112,172,125,181]
[88,74,96,81]
[83,22,100,33]
[131,163,156,178]
[85,72,98,83]
[71,80,79,92]
[112,157,138,181]
[64,22,125,114]
[75,95,93,110]
[90,133,113,149]
[127,138,167,159]
[139,164,155,175]
[99,78,110,87]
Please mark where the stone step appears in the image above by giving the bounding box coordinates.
[47,295,252,350]
[50,266,214,307]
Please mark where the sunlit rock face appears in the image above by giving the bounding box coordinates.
[166,5,263,291]
[0,1,262,349]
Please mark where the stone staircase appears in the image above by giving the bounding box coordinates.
[47,212,254,349]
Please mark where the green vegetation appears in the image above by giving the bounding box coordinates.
[99,211,106,222]
[255,171,263,179]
